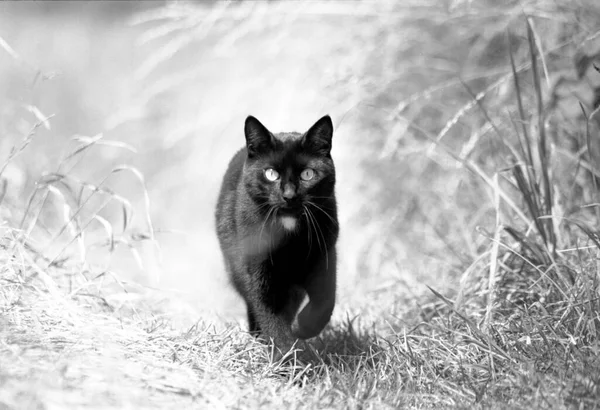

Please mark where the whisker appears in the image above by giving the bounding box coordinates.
[302,204,312,259]
[307,195,335,200]
[305,200,338,227]
[258,205,275,259]
[305,206,328,268]
[305,207,321,254]
[237,201,272,226]
[269,207,278,265]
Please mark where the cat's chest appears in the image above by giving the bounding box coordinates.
[265,237,320,281]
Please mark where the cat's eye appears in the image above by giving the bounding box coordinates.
[264,168,280,182]
[300,168,315,181]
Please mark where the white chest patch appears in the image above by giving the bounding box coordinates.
[280,216,297,231]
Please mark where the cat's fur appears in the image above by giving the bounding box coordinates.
[215,115,338,352]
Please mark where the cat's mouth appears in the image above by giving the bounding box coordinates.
[278,203,303,215]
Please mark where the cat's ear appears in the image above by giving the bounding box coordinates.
[302,115,333,156]
[244,116,274,157]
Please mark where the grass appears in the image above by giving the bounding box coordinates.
[2,0,600,408]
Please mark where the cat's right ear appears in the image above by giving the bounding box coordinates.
[244,116,273,157]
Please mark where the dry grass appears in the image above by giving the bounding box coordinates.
[2,0,600,409]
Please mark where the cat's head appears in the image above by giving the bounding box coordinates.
[242,115,336,232]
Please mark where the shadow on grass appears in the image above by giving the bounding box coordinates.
[311,318,382,363]
[273,317,386,384]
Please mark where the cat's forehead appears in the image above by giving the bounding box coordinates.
[260,133,316,166]
[273,131,302,143]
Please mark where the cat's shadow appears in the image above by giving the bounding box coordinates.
[311,323,380,361]
[274,319,385,383]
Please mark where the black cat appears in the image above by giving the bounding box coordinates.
[215,115,338,353]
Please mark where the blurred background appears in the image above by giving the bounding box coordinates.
[1,1,598,327]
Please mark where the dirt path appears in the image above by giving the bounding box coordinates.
[0,289,201,410]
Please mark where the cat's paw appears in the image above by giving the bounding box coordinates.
[291,316,308,339]
[269,338,304,363]
[292,316,304,339]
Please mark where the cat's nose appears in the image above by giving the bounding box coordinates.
[282,184,296,201]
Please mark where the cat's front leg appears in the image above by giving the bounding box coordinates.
[291,251,336,339]
[246,273,299,355]
[255,312,296,356]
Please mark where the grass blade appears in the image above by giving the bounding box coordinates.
[527,18,556,255]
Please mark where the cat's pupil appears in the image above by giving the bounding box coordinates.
[301,168,315,181]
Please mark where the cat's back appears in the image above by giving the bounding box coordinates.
[219,147,246,196]
[215,147,246,236]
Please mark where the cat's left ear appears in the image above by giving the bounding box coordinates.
[302,115,334,156]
